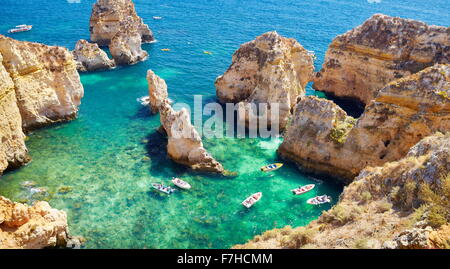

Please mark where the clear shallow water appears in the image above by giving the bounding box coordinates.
[0,0,448,248]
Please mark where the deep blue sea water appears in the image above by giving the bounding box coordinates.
[0,0,448,248]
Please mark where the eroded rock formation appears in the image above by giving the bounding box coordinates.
[0,35,84,131]
[89,0,154,46]
[235,133,450,249]
[314,14,449,105]
[109,16,149,65]
[0,53,29,173]
[147,70,168,114]
[0,196,75,249]
[279,64,450,182]
[159,100,224,173]
[72,39,115,72]
[215,31,314,130]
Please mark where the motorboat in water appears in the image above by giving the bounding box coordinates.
[137,96,150,106]
[8,25,32,34]
[171,177,191,190]
[260,163,283,172]
[292,184,315,195]
[242,192,262,208]
[307,195,331,205]
[151,183,175,194]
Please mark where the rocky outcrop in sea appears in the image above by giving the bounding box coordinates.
[72,39,115,72]
[313,14,449,105]
[235,133,450,249]
[215,31,314,130]
[147,69,168,114]
[279,64,450,183]
[89,0,154,46]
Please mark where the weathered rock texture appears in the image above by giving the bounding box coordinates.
[72,39,115,72]
[0,53,29,173]
[89,0,154,46]
[147,70,168,114]
[279,64,450,182]
[215,31,314,130]
[235,133,450,249]
[0,196,71,249]
[159,100,224,173]
[0,35,84,131]
[109,16,149,65]
[314,14,449,105]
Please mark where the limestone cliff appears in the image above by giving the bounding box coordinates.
[147,70,168,114]
[0,35,84,130]
[0,196,75,249]
[279,64,450,182]
[109,16,149,65]
[314,14,449,105]
[159,100,224,173]
[215,31,314,130]
[0,53,29,173]
[72,39,115,72]
[89,0,154,46]
[235,133,449,249]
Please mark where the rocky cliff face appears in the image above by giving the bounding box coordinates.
[0,53,29,173]
[279,64,450,182]
[215,31,314,130]
[72,39,115,72]
[313,14,449,105]
[235,133,450,249]
[89,0,154,46]
[159,100,224,173]
[0,196,74,249]
[109,16,149,65]
[0,35,84,131]
[147,70,168,114]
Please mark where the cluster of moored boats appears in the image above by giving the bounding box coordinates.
[151,163,332,209]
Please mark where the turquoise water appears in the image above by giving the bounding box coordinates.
[0,0,448,248]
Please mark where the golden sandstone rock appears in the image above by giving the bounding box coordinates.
[215,31,314,130]
[72,39,115,72]
[147,70,168,114]
[314,14,449,105]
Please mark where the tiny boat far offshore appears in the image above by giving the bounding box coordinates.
[8,25,32,34]
[242,192,262,208]
[153,16,163,20]
[260,163,283,172]
[171,177,191,190]
[151,183,176,195]
[307,195,331,205]
[292,184,315,195]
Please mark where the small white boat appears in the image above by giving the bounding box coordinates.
[8,25,32,34]
[307,195,331,205]
[151,183,175,194]
[137,96,150,106]
[171,177,191,190]
[153,16,163,20]
[242,192,262,208]
[292,184,315,195]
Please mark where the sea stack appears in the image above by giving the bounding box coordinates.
[146,70,168,114]
[235,133,450,249]
[215,31,314,130]
[0,196,78,249]
[314,14,449,105]
[279,64,450,183]
[72,39,115,72]
[0,35,84,131]
[89,0,154,46]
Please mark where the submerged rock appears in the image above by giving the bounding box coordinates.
[235,133,450,249]
[0,196,76,249]
[159,100,224,173]
[72,39,115,72]
[109,16,149,65]
[146,69,168,114]
[0,35,84,131]
[314,14,449,105]
[215,31,314,130]
[89,0,154,46]
[279,64,450,182]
